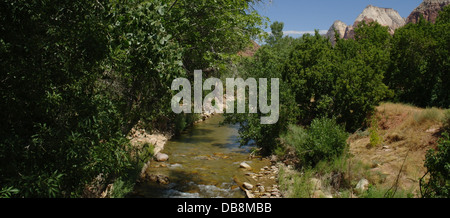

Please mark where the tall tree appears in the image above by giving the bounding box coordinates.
[268,21,284,45]
[387,6,449,108]
[162,0,266,76]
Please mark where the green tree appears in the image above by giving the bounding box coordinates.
[0,0,134,197]
[281,117,349,168]
[267,21,284,45]
[224,29,300,154]
[0,0,268,197]
[105,0,185,134]
[283,24,391,132]
[421,132,450,198]
[163,0,266,76]
[333,21,392,130]
[386,6,450,108]
[283,32,337,126]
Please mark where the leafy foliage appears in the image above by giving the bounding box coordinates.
[369,116,382,148]
[421,132,450,198]
[104,0,185,133]
[284,22,391,131]
[0,0,133,197]
[444,110,450,133]
[267,21,284,46]
[224,24,300,154]
[386,6,450,108]
[282,117,348,168]
[163,0,266,76]
[0,0,266,197]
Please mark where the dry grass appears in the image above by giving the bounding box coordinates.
[348,102,446,196]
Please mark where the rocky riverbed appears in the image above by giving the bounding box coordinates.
[129,115,283,198]
[236,157,282,198]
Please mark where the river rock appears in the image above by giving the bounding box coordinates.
[271,191,281,197]
[310,178,322,190]
[155,153,169,162]
[244,190,254,198]
[312,190,333,198]
[312,190,325,198]
[257,185,265,193]
[240,162,252,170]
[147,174,170,185]
[270,155,278,163]
[355,178,369,193]
[243,182,254,190]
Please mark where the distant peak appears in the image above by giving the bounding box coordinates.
[362,5,397,12]
[423,0,450,3]
[333,20,346,25]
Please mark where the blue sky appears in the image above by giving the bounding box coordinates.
[255,0,423,37]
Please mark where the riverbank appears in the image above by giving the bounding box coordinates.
[276,103,447,198]
[128,114,283,198]
[131,112,218,179]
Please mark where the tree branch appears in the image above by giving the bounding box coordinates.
[168,0,178,12]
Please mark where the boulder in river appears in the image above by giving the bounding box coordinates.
[155,153,169,162]
[146,174,170,185]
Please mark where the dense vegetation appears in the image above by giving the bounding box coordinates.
[225,6,450,198]
[225,21,394,154]
[421,132,450,198]
[386,6,450,108]
[281,118,348,168]
[0,0,264,197]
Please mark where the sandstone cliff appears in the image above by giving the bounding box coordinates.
[354,5,405,34]
[326,20,348,43]
[327,5,406,42]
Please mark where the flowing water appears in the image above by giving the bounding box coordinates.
[131,115,271,198]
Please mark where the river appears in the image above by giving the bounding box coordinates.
[130,115,272,198]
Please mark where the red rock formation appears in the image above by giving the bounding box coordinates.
[407,0,450,24]
[238,40,261,57]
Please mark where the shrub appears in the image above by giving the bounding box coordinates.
[413,108,444,125]
[110,177,134,198]
[360,185,414,198]
[444,110,450,132]
[282,117,349,168]
[369,116,382,148]
[386,7,450,108]
[420,132,450,198]
[284,25,391,132]
[0,187,19,198]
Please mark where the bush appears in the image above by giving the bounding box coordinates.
[282,117,349,168]
[360,185,414,198]
[223,33,301,154]
[369,116,382,148]
[444,110,450,132]
[420,132,450,198]
[413,108,444,125]
[284,25,391,132]
[386,6,450,108]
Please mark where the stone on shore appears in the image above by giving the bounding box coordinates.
[243,182,254,190]
[240,162,252,170]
